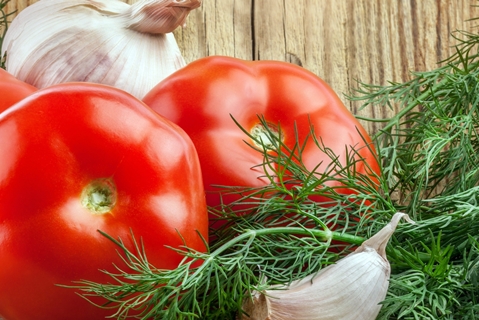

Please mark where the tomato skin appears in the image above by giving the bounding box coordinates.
[143,56,380,216]
[0,83,208,320]
[0,68,37,112]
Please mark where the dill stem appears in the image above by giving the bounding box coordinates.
[212,227,365,256]
[210,227,364,264]
[183,226,365,288]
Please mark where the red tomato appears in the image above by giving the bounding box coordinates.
[0,68,37,112]
[0,83,208,320]
[143,56,380,221]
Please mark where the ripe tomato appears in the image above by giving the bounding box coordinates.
[0,68,37,112]
[143,56,380,220]
[0,83,208,320]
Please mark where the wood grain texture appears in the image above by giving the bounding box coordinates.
[3,0,479,134]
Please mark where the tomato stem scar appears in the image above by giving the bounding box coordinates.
[250,123,283,149]
[81,178,117,214]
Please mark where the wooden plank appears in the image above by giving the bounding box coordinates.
[2,0,479,134]
[174,0,254,61]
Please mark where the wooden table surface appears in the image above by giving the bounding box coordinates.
[3,0,479,134]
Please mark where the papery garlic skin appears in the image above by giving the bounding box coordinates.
[1,0,200,99]
[259,249,390,320]
[241,213,414,320]
[124,0,201,33]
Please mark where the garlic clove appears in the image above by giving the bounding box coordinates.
[1,0,200,99]
[240,212,414,320]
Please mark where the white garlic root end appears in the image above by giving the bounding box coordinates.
[239,212,415,320]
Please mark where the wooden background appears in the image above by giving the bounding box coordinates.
[3,0,479,135]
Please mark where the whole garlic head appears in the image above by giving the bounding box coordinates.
[1,0,201,99]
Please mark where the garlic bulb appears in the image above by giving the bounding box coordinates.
[240,212,414,320]
[1,0,201,99]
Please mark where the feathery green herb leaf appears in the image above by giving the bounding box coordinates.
[0,0,13,69]
[349,19,479,320]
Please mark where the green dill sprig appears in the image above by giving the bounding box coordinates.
[380,229,479,319]
[348,27,479,217]
[347,18,479,320]
[72,226,353,320]
[0,0,13,69]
